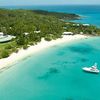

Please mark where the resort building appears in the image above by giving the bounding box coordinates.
[23,32,29,36]
[63,32,74,35]
[82,24,90,26]
[34,30,41,33]
[0,32,16,43]
[0,32,4,38]
[73,24,80,26]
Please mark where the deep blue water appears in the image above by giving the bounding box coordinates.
[0,5,100,26]
[0,37,100,100]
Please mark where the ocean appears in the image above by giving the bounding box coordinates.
[0,5,100,27]
[0,37,100,100]
[0,5,100,100]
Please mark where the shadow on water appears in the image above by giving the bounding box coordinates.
[38,67,59,80]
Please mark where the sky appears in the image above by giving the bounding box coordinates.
[0,0,100,6]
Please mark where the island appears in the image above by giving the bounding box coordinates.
[0,9,99,61]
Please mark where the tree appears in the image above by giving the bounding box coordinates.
[1,50,9,58]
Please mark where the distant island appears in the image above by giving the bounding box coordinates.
[0,9,100,59]
[32,10,80,20]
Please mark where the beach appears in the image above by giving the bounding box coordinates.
[0,34,88,70]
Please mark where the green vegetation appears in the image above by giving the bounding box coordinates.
[63,22,100,35]
[32,10,80,20]
[0,9,100,59]
[0,9,65,58]
[23,45,29,49]
[0,41,17,58]
[1,50,9,58]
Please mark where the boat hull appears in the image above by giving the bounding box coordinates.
[82,67,99,74]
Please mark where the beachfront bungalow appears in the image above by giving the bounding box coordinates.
[0,32,16,43]
[63,32,74,35]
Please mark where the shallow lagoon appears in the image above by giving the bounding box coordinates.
[0,37,100,100]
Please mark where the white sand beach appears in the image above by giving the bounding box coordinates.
[0,35,88,70]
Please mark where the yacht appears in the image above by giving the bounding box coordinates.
[82,63,99,74]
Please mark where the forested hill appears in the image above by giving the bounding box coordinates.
[0,9,65,58]
[0,9,99,59]
[0,9,65,35]
[0,9,79,36]
[33,10,80,20]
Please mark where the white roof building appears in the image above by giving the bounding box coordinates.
[23,32,29,36]
[0,32,4,36]
[0,32,16,43]
[73,24,80,26]
[34,30,41,33]
[83,24,90,26]
[63,32,74,35]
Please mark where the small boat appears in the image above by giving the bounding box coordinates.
[82,63,99,74]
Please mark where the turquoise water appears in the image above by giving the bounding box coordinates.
[0,37,100,100]
[0,5,100,27]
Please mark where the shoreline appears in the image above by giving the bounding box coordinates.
[0,34,89,70]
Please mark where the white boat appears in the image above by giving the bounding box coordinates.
[82,63,99,74]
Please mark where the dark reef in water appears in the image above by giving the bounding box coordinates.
[65,98,73,100]
[68,43,94,54]
[80,58,89,62]
[38,68,59,79]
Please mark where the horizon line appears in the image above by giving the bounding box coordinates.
[0,4,100,7]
